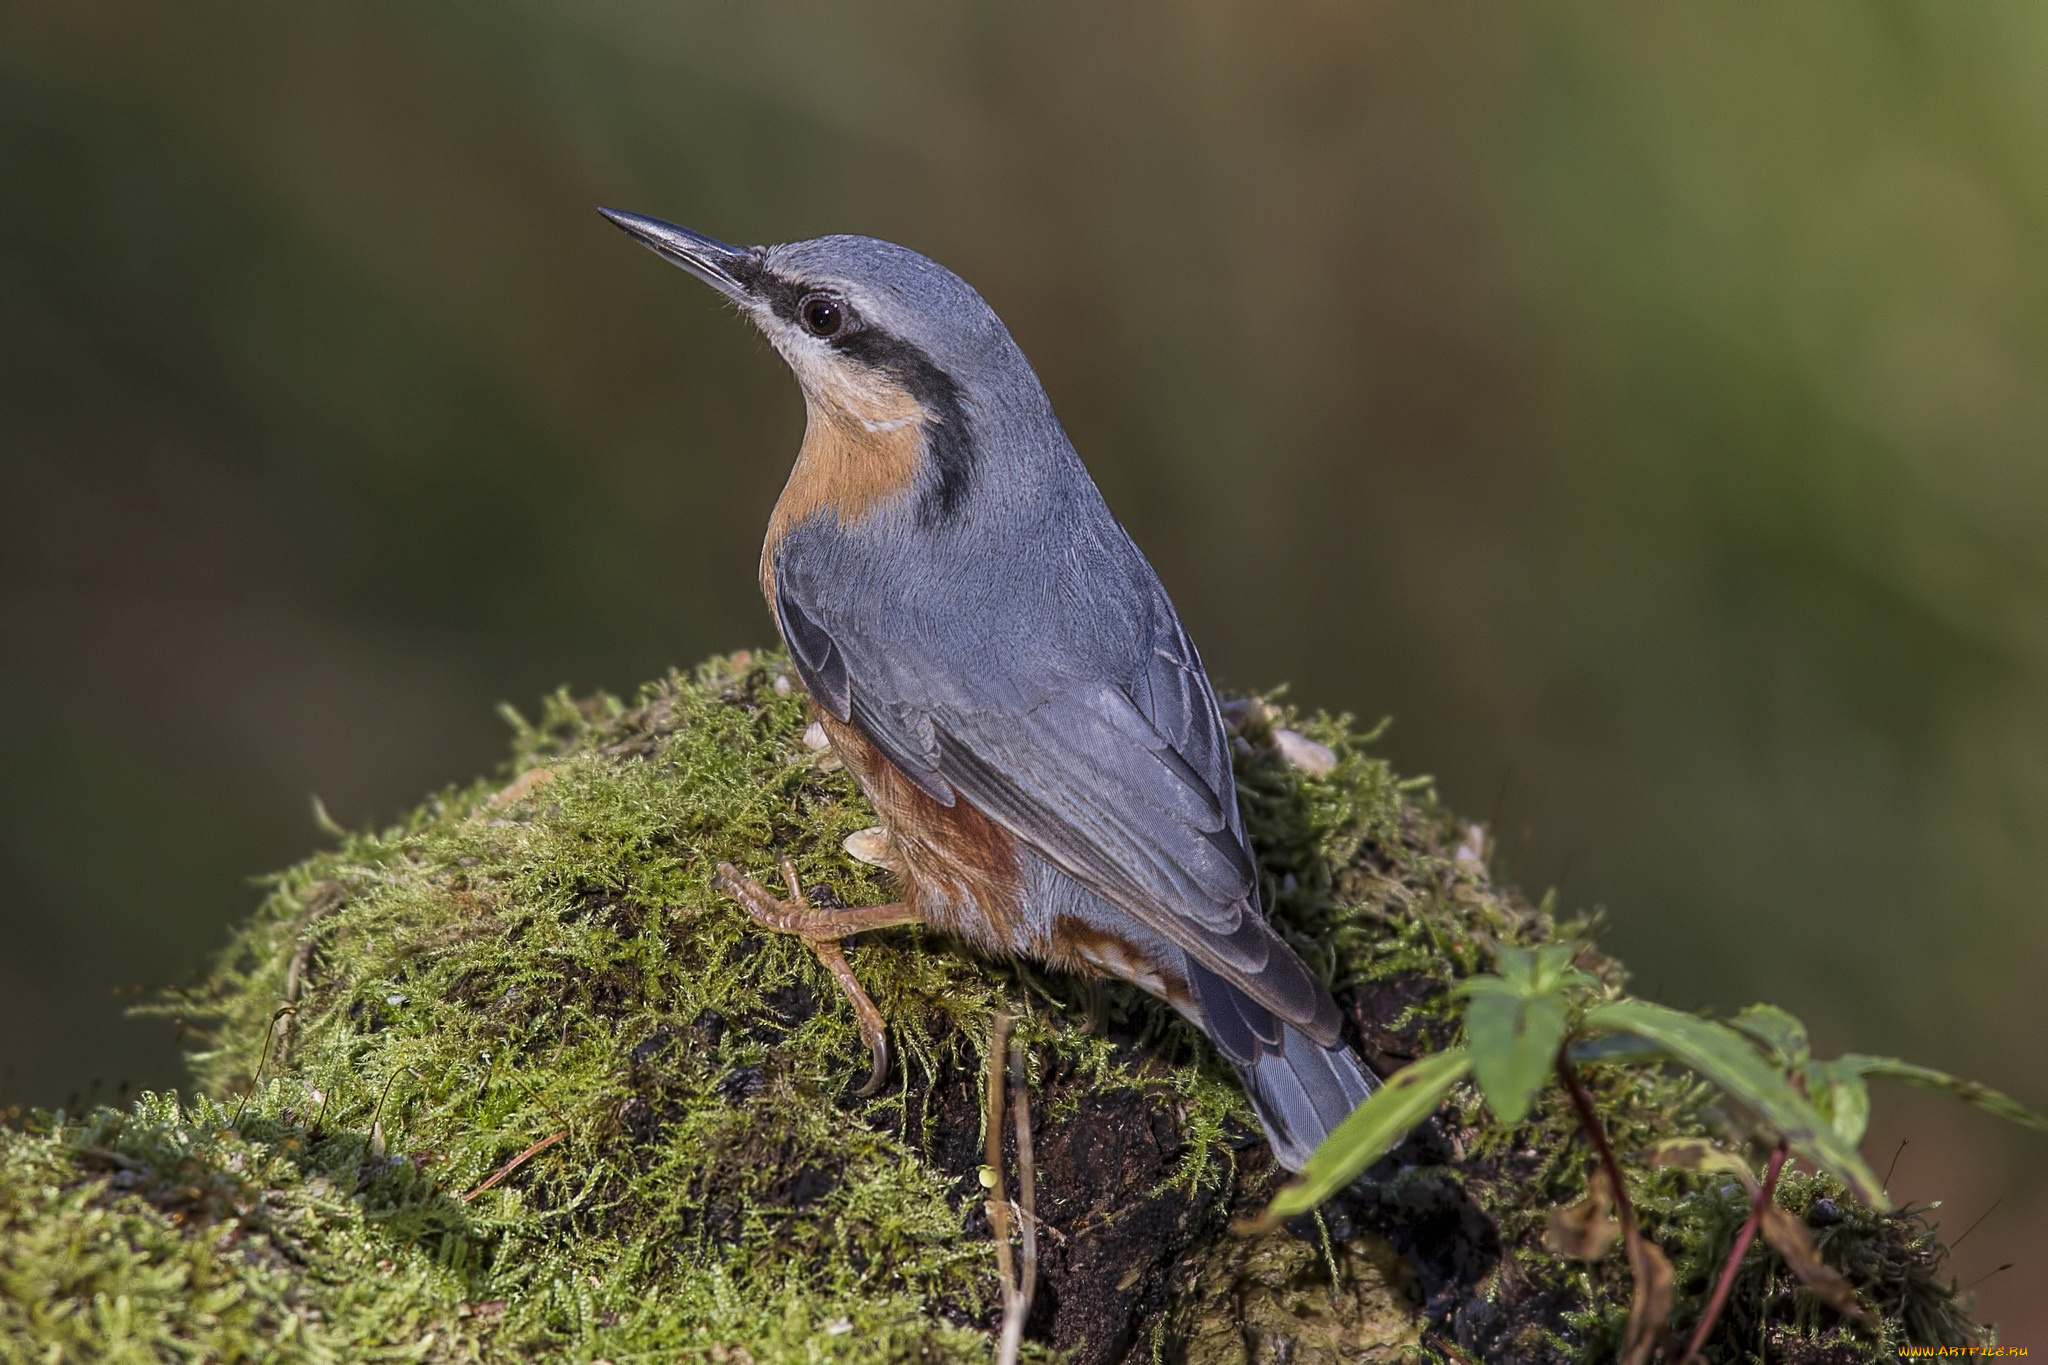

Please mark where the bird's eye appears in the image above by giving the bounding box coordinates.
[800,294,844,337]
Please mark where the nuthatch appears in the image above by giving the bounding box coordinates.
[601,208,1376,1170]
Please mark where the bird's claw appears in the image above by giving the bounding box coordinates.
[714,859,812,935]
[856,1031,890,1098]
[714,857,893,1096]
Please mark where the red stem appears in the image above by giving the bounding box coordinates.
[1557,1055,1637,1242]
[1681,1140,1789,1362]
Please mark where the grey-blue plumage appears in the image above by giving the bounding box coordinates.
[602,212,1379,1171]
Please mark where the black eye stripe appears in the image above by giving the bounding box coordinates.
[758,272,850,333]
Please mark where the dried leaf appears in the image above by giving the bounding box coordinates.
[1544,1168,1620,1261]
[1453,823,1489,869]
[1620,1230,1674,1365]
[1639,1137,1759,1191]
[1217,696,1272,732]
[1758,1205,1871,1324]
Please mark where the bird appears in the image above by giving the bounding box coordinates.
[600,207,1377,1171]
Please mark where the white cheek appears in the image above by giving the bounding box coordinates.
[861,415,917,434]
[769,330,834,385]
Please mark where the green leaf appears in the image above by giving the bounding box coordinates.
[1567,1032,1667,1066]
[1462,987,1568,1125]
[1490,942,1536,989]
[1529,942,1584,990]
[1804,1058,1872,1147]
[1730,1004,1810,1070]
[1839,1055,2048,1135]
[1241,1048,1473,1231]
[1580,999,1888,1208]
[1450,940,1595,1124]
[1483,941,1590,995]
[1453,975,1523,1002]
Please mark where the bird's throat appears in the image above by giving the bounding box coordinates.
[758,373,931,601]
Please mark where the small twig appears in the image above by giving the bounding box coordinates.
[232,1005,298,1128]
[1012,1204,1065,1243]
[984,1013,1015,1268]
[77,1145,144,1172]
[984,1012,1027,1365]
[461,1128,569,1202]
[1008,1036,1039,1314]
[1682,1140,1788,1363]
[284,937,318,1006]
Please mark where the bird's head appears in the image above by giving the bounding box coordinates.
[601,209,1049,533]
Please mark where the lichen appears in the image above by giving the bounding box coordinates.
[0,652,1985,1362]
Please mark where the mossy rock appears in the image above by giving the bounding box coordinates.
[0,653,1985,1362]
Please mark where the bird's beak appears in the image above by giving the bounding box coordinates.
[598,208,758,302]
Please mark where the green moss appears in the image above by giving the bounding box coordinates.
[0,653,1986,1362]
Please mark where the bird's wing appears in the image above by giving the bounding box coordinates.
[776,571,1340,1044]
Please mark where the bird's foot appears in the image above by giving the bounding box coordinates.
[714,858,919,1096]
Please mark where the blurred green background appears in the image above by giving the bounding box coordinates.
[3,0,2044,1337]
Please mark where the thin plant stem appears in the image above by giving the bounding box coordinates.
[984,1013,1026,1365]
[356,1065,420,1186]
[1008,1037,1038,1313]
[1947,1196,2001,1252]
[1557,1054,1636,1242]
[232,1004,298,1128]
[1682,1141,1788,1362]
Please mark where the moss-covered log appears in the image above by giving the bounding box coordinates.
[0,653,1985,1361]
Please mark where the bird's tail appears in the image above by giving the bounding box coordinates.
[1183,956,1378,1172]
[1237,1022,1378,1172]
